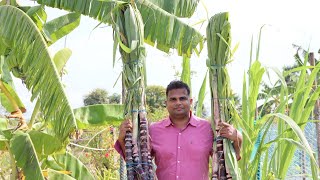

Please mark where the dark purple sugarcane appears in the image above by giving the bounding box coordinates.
[139,112,154,179]
[125,132,135,179]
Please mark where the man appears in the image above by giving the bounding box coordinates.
[115,80,242,180]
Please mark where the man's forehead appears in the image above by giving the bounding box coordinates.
[167,88,189,97]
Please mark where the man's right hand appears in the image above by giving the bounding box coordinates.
[118,119,132,143]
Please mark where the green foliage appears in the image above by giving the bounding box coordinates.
[146,85,166,113]
[147,0,200,18]
[207,12,240,179]
[108,93,121,104]
[0,5,77,141]
[83,88,109,106]
[73,104,125,128]
[43,12,81,45]
[10,131,45,180]
[54,152,95,180]
[147,106,168,122]
[36,0,204,57]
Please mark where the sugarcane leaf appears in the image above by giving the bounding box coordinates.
[73,104,125,128]
[0,80,26,113]
[43,12,81,45]
[53,48,72,74]
[10,131,45,180]
[224,140,241,179]
[196,71,207,117]
[112,33,119,67]
[54,152,95,180]
[0,6,77,141]
[265,113,319,178]
[47,169,75,180]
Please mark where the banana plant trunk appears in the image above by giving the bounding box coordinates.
[116,2,153,180]
[207,12,240,180]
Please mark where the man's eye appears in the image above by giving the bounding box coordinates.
[179,97,187,101]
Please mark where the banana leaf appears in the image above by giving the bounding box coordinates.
[43,12,81,45]
[10,131,45,180]
[28,130,63,158]
[73,104,125,128]
[47,169,75,180]
[54,152,95,180]
[147,0,200,18]
[0,6,77,141]
[53,48,72,75]
[0,81,25,113]
[36,0,204,57]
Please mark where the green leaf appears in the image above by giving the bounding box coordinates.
[26,5,47,30]
[53,48,72,74]
[180,54,191,88]
[54,152,95,180]
[0,6,77,141]
[0,80,26,113]
[10,131,45,180]
[196,71,207,117]
[47,169,76,180]
[147,0,200,18]
[43,12,81,45]
[73,104,124,128]
[0,118,7,130]
[28,131,63,157]
[36,0,204,57]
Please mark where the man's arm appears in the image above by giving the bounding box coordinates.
[218,122,242,161]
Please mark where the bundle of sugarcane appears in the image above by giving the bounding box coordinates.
[115,2,153,180]
[207,12,240,180]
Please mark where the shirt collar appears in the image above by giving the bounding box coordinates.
[164,111,199,127]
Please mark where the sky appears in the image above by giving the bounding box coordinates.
[16,0,320,118]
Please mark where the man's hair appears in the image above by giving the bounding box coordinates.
[166,80,190,97]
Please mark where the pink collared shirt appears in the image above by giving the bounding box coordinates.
[115,114,213,180]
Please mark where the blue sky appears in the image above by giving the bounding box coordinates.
[16,0,320,118]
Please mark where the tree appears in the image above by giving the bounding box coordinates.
[83,88,109,106]
[145,85,166,112]
[108,93,121,104]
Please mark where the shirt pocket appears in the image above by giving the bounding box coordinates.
[188,139,210,161]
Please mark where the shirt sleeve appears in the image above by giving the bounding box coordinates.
[114,140,125,159]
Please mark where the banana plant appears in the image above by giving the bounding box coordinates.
[0,4,88,179]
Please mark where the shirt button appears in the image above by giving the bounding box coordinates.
[177,161,180,163]
[177,176,179,179]
[179,133,181,135]
[178,146,180,149]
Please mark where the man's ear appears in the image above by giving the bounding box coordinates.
[190,98,193,104]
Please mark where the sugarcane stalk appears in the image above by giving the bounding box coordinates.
[116,2,153,179]
[207,12,239,180]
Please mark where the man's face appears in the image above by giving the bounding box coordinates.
[165,88,193,119]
